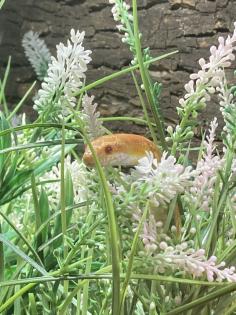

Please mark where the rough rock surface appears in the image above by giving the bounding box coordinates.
[0,0,235,136]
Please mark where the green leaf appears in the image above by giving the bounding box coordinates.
[0,0,5,9]
[0,224,4,282]
[0,169,33,205]
[34,144,76,176]
[65,169,74,223]
[74,51,178,97]
[0,112,12,177]
[0,56,11,115]
[39,188,50,243]
[0,234,47,276]
[29,293,37,315]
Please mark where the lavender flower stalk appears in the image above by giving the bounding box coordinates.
[108,0,136,60]
[108,0,152,65]
[82,94,105,140]
[34,29,92,118]
[132,152,195,207]
[217,75,236,137]
[168,22,236,153]
[22,31,51,80]
[189,118,223,211]
[156,243,236,282]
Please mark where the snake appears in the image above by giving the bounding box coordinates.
[82,133,161,167]
[83,133,181,230]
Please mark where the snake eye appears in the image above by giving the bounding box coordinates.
[105,145,113,154]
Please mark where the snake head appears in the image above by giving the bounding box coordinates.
[83,133,161,167]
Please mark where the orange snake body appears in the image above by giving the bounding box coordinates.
[83,133,161,167]
[83,133,181,230]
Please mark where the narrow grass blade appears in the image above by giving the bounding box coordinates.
[120,202,149,312]
[0,234,47,276]
[29,293,37,315]
[131,72,158,144]
[0,208,43,266]
[0,56,11,116]
[7,81,37,120]
[67,108,121,314]
[166,284,236,315]
[0,0,5,9]
[0,123,77,138]
[75,51,178,96]
[132,0,167,150]
[0,223,4,282]
[0,139,82,155]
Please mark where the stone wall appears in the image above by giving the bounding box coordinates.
[0,0,235,134]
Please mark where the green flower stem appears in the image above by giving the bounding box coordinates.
[0,56,11,116]
[0,0,6,9]
[205,149,234,254]
[7,81,37,121]
[82,230,95,315]
[131,71,158,144]
[67,106,121,315]
[0,272,233,289]
[58,266,112,314]
[224,298,236,315]
[0,260,101,313]
[75,51,178,97]
[171,106,192,155]
[63,216,104,267]
[0,223,4,282]
[60,120,68,293]
[132,0,168,151]
[100,116,156,126]
[120,201,149,312]
[81,129,121,315]
[31,173,44,263]
[0,208,43,267]
[0,123,77,138]
[166,283,236,315]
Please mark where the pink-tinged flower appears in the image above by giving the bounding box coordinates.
[179,22,236,108]
[82,94,105,140]
[155,245,236,282]
[34,29,92,117]
[132,152,195,207]
[189,118,223,211]
[216,74,236,135]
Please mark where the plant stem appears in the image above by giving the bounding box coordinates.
[60,120,68,293]
[75,52,178,97]
[132,0,168,151]
[0,223,4,282]
[131,71,158,144]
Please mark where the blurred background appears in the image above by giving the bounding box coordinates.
[0,0,235,134]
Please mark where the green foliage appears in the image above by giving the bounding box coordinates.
[0,0,5,9]
[0,1,236,315]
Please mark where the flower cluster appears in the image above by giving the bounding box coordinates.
[108,0,152,66]
[167,22,236,149]
[180,22,236,109]
[34,29,92,118]
[217,76,236,137]
[82,94,104,140]
[22,31,51,80]
[134,210,162,253]
[189,118,223,211]
[108,0,134,48]
[132,152,195,207]
[42,155,90,205]
[155,243,236,282]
